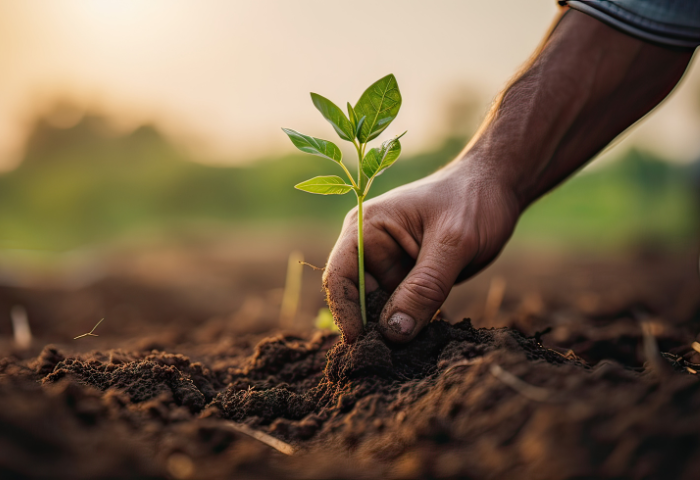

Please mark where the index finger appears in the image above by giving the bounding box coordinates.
[323,224,364,343]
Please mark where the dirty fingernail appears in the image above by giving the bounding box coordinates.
[387,313,415,336]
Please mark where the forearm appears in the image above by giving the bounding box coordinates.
[458,9,693,210]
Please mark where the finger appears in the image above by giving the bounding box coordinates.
[454,250,500,284]
[325,209,410,341]
[378,235,468,343]
[362,222,415,294]
[323,219,364,343]
[454,232,512,284]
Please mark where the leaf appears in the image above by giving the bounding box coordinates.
[354,74,402,143]
[311,93,355,141]
[295,175,353,195]
[362,148,382,179]
[362,131,406,178]
[355,116,366,139]
[347,102,358,132]
[282,128,342,163]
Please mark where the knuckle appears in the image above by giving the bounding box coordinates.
[432,218,476,256]
[404,266,451,304]
[438,228,464,250]
[363,202,382,218]
[438,217,468,246]
[344,207,359,225]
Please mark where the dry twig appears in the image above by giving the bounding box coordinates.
[443,359,556,402]
[10,305,32,349]
[634,309,672,378]
[221,421,295,455]
[483,276,506,322]
[442,357,484,375]
[299,261,324,271]
[74,318,104,340]
[692,341,700,355]
[490,364,553,402]
[280,251,304,328]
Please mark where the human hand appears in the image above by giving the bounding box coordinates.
[323,161,520,343]
[323,8,693,345]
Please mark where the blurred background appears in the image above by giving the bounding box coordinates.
[0,1,698,346]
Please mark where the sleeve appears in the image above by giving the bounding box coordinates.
[558,0,700,49]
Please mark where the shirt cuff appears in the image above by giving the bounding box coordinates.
[562,0,700,49]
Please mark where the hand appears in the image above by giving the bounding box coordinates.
[323,8,692,344]
[323,160,520,343]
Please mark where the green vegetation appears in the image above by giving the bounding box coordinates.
[0,106,697,258]
[283,74,406,326]
[516,151,699,250]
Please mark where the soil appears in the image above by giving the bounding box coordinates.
[1,248,700,479]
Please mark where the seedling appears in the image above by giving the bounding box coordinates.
[283,74,405,326]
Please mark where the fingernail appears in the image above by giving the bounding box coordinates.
[387,312,415,336]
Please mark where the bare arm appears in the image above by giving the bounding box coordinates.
[469,9,692,210]
[324,9,694,344]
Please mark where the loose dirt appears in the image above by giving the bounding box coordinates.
[1,251,699,479]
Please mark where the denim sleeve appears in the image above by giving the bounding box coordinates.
[559,0,700,49]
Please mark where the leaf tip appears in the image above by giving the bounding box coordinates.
[382,73,397,84]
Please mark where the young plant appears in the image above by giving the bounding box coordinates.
[282,74,405,327]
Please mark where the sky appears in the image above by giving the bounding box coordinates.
[1,0,699,171]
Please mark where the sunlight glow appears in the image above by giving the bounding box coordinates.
[0,0,698,169]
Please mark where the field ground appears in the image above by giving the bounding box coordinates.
[0,233,699,479]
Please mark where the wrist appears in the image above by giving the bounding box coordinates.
[445,141,531,215]
[434,150,523,227]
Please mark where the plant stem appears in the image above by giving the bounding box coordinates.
[355,140,367,326]
[357,193,367,326]
[341,165,358,189]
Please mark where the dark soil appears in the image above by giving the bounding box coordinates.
[1,252,700,479]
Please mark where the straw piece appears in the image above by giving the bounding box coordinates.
[483,276,506,321]
[638,315,672,378]
[220,421,295,455]
[279,251,304,328]
[490,364,552,402]
[10,305,32,349]
[299,261,324,271]
[442,357,484,375]
[692,341,700,355]
[74,318,104,340]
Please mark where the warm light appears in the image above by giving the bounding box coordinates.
[72,0,161,27]
[1,0,698,171]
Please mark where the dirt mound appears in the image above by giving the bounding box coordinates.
[3,294,700,479]
[2,246,700,480]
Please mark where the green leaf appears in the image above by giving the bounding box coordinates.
[362,131,406,178]
[355,116,366,139]
[347,102,358,132]
[311,93,355,141]
[282,128,342,163]
[295,175,353,195]
[354,74,402,143]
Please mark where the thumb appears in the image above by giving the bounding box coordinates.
[378,237,467,343]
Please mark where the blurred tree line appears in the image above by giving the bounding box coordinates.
[0,107,697,251]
